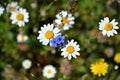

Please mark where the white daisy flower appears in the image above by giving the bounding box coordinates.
[17,33,28,43]
[22,59,32,69]
[0,5,4,16]
[37,24,60,45]
[6,1,19,13]
[61,39,80,60]
[99,17,119,37]
[43,65,56,79]
[55,10,75,30]
[10,8,29,27]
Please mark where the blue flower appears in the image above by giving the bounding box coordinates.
[50,38,57,47]
[56,35,65,44]
[50,35,65,47]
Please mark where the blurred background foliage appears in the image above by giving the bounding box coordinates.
[0,0,120,80]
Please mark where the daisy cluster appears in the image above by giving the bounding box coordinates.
[6,1,29,27]
[6,1,29,43]
[0,1,29,43]
[0,1,30,70]
[37,11,80,60]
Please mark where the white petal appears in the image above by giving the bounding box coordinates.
[72,53,77,58]
[111,19,115,23]
[64,53,68,58]
[68,55,72,60]
[61,47,66,51]
[12,20,16,24]
[106,32,111,37]
[112,29,118,34]
[53,28,60,34]
[75,52,80,56]
[56,14,61,19]
[68,17,75,21]
[104,17,109,22]
[55,19,61,24]
[61,52,65,56]
[42,39,49,45]
[63,25,70,30]
[102,30,107,36]
[113,26,119,29]
[69,21,74,24]
[62,11,67,17]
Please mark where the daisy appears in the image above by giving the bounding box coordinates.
[61,39,80,60]
[90,58,109,77]
[0,5,4,16]
[42,65,56,79]
[99,17,119,37]
[6,1,19,13]
[17,33,28,43]
[55,10,75,30]
[10,8,29,27]
[22,59,32,69]
[37,24,60,45]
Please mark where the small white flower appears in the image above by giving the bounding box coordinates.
[99,17,119,37]
[17,33,28,43]
[10,8,29,27]
[43,65,56,79]
[61,39,80,60]
[37,24,60,45]
[22,59,32,69]
[6,1,19,13]
[114,65,119,70]
[55,10,75,30]
[0,5,4,16]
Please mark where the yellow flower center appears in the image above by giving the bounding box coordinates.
[66,46,74,54]
[25,62,29,67]
[61,17,68,24]
[45,30,54,39]
[16,13,24,21]
[47,69,52,74]
[20,35,24,41]
[104,22,113,31]
[10,6,16,11]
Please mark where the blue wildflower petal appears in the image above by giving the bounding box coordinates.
[56,35,65,44]
[50,38,57,47]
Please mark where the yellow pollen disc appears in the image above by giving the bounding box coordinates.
[47,69,52,74]
[25,62,29,66]
[16,13,24,21]
[104,22,113,31]
[10,6,16,11]
[45,30,54,39]
[61,17,68,24]
[66,46,74,54]
[20,35,24,41]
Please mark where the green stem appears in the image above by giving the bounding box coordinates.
[46,0,57,10]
